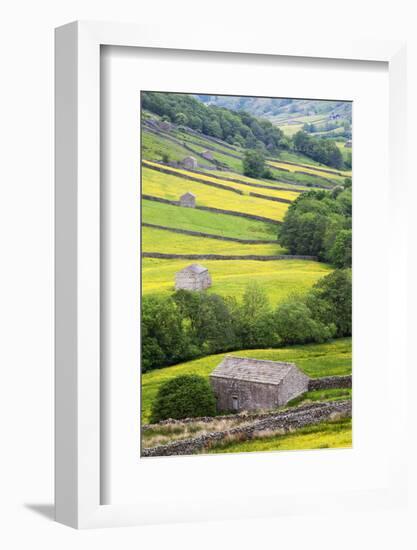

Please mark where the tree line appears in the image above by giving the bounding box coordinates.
[293,131,344,169]
[142,91,289,154]
[279,187,352,268]
[142,269,351,372]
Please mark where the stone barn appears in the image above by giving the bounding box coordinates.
[175,264,212,291]
[182,156,198,169]
[179,192,196,208]
[201,150,214,161]
[344,140,352,148]
[210,356,309,412]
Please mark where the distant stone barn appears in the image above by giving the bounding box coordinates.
[182,156,198,169]
[201,150,214,161]
[210,356,309,412]
[175,264,212,291]
[179,192,196,208]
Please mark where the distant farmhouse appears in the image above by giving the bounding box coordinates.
[182,156,198,169]
[201,150,214,161]
[179,192,196,208]
[344,140,352,148]
[175,264,212,292]
[210,356,309,412]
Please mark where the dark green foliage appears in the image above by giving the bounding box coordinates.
[274,301,335,345]
[142,91,288,154]
[150,375,217,422]
[142,295,192,372]
[293,131,344,169]
[328,229,352,268]
[242,149,271,179]
[172,290,238,356]
[236,283,280,348]
[279,189,352,266]
[307,269,352,337]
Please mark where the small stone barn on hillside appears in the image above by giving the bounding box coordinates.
[210,356,309,412]
[179,192,196,208]
[201,150,214,161]
[182,156,198,169]
[175,264,212,291]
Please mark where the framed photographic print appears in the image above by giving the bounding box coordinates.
[55,21,408,528]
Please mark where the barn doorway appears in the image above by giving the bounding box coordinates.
[232,395,239,411]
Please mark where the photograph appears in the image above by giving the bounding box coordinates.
[140,91,352,458]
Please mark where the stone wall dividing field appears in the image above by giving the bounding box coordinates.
[142,400,352,457]
[142,252,318,261]
[142,222,278,244]
[141,194,282,225]
[308,375,352,391]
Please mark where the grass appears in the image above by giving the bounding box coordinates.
[141,130,199,164]
[208,169,309,191]
[267,159,350,179]
[143,160,301,201]
[141,166,289,222]
[142,226,286,256]
[286,388,352,408]
[142,200,278,241]
[141,338,352,423]
[206,418,352,453]
[142,257,332,302]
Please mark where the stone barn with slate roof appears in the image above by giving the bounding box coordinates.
[179,192,196,208]
[175,264,212,291]
[182,156,198,169]
[210,356,309,412]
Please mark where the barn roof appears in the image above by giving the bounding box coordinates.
[179,263,208,275]
[180,192,196,199]
[210,356,299,385]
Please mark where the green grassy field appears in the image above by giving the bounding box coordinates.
[209,170,309,192]
[206,418,352,453]
[141,338,352,423]
[142,226,286,256]
[267,159,350,180]
[142,200,278,241]
[143,161,301,201]
[335,141,352,163]
[141,130,203,164]
[141,166,289,222]
[142,257,332,302]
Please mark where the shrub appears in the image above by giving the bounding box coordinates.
[150,375,217,423]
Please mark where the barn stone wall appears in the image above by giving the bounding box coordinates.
[175,270,211,291]
[277,368,310,406]
[211,377,280,412]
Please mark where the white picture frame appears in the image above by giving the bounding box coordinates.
[55,20,407,529]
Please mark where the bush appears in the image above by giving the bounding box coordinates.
[150,375,217,423]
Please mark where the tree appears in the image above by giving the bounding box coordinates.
[274,301,335,345]
[279,189,352,261]
[174,112,188,125]
[307,269,352,337]
[242,149,267,178]
[328,229,352,268]
[141,296,191,372]
[150,375,217,422]
[237,283,279,348]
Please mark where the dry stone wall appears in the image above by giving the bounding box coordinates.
[142,252,318,261]
[142,400,352,457]
[308,375,352,391]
